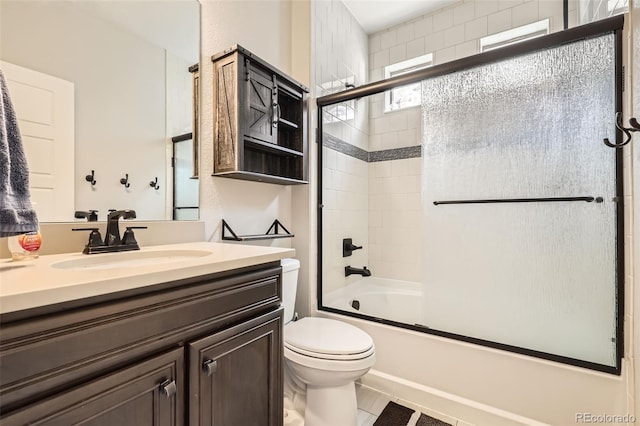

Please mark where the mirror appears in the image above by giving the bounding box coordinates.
[0,0,200,222]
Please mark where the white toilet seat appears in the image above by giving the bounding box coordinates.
[284,317,375,372]
[284,342,375,361]
[284,317,374,358]
[284,345,375,373]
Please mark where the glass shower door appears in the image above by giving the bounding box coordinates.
[420,33,619,368]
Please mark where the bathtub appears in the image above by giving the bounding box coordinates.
[322,277,424,325]
[318,279,624,425]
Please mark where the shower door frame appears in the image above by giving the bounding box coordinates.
[316,15,625,375]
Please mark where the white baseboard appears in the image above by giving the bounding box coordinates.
[360,369,551,426]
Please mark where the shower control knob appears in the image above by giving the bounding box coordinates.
[343,238,363,257]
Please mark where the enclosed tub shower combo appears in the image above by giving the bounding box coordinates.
[317,16,625,376]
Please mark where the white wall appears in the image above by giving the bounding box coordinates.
[0,1,168,220]
[199,1,296,245]
[291,0,315,319]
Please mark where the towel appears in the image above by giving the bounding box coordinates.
[0,68,38,237]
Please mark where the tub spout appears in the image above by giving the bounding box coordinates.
[345,266,371,277]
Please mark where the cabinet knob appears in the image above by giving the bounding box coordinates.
[160,379,177,398]
[203,359,218,376]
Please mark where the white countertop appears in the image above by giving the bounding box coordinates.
[0,242,295,315]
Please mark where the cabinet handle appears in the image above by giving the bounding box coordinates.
[160,379,177,398]
[272,103,280,128]
[203,359,218,376]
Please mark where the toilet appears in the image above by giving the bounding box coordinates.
[281,258,376,426]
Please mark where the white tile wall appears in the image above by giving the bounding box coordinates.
[363,0,565,286]
[315,0,371,296]
[323,149,369,293]
[369,0,564,83]
[368,157,422,282]
[319,0,569,296]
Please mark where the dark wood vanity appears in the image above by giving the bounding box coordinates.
[0,262,284,426]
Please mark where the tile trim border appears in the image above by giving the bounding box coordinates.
[369,146,422,162]
[323,132,422,162]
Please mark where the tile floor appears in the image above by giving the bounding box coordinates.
[356,383,469,426]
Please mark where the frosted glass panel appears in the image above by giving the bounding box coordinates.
[421,34,618,366]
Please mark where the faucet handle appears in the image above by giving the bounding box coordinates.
[72,228,104,250]
[342,238,363,257]
[74,210,99,222]
[122,226,147,246]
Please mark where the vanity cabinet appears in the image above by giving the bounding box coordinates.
[189,311,282,425]
[212,45,308,185]
[2,349,184,426]
[0,263,284,426]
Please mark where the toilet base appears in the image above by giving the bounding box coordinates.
[304,381,357,426]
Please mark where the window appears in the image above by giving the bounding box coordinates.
[578,0,628,25]
[480,19,550,52]
[608,0,628,15]
[384,53,433,112]
[319,76,356,123]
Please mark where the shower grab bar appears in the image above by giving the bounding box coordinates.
[433,196,604,206]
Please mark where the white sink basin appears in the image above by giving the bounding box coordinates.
[51,249,212,270]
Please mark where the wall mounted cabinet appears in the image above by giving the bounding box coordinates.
[212,45,308,185]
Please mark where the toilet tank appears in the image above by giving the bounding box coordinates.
[281,258,300,323]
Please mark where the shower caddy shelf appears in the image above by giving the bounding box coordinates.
[432,196,604,206]
[221,219,294,241]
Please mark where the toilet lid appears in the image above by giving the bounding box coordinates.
[284,317,374,357]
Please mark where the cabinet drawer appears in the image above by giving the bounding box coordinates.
[0,266,281,412]
[1,347,183,426]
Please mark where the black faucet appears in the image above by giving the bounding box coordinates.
[105,209,137,245]
[75,210,99,222]
[72,209,146,254]
[345,266,371,277]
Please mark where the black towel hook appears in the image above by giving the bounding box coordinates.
[120,174,130,188]
[149,177,159,190]
[85,170,96,186]
[604,112,640,148]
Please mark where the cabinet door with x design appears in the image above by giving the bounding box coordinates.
[245,65,277,145]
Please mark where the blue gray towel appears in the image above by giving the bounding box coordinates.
[0,68,39,237]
